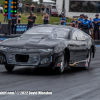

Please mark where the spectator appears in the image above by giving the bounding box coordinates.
[31,4,35,13]
[75,24,78,28]
[70,18,76,27]
[41,5,45,16]
[24,2,29,14]
[26,2,29,12]
[77,14,84,29]
[37,5,41,16]
[11,14,17,34]
[17,12,21,24]
[19,2,23,14]
[89,18,94,39]
[0,21,2,28]
[60,15,66,25]
[4,13,8,22]
[27,12,38,24]
[81,15,91,35]
[42,13,49,24]
[27,13,34,29]
[32,14,38,24]
[46,5,50,15]
[93,14,100,40]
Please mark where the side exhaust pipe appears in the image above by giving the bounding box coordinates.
[69,60,86,67]
[69,62,79,67]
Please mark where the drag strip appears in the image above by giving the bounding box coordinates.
[0,47,100,100]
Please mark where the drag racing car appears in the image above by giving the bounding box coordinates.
[0,25,95,74]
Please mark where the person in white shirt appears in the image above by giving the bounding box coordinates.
[19,2,23,14]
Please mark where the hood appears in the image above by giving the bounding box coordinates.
[1,34,66,49]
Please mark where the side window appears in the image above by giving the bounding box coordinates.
[72,30,85,40]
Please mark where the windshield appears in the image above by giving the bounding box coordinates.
[24,27,55,33]
[23,27,70,39]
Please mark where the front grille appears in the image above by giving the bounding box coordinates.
[15,54,29,62]
[7,53,40,65]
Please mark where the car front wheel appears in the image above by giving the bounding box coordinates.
[54,53,66,74]
[84,49,91,70]
[5,65,15,72]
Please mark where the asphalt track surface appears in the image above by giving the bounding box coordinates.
[0,46,100,100]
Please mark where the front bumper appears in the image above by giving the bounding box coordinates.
[0,51,55,67]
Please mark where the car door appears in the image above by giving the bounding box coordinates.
[54,28,76,63]
[67,41,75,63]
[72,30,88,62]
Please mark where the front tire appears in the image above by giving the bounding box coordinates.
[54,53,66,74]
[5,65,15,72]
[84,49,91,70]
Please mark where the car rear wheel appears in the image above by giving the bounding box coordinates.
[5,65,15,72]
[54,53,66,74]
[84,49,91,70]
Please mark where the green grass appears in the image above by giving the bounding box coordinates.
[0,13,72,24]
[0,0,4,6]
[0,0,72,24]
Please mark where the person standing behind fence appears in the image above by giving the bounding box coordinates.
[77,14,84,29]
[24,2,29,14]
[16,12,21,24]
[27,12,37,25]
[41,5,45,16]
[27,13,34,29]
[26,2,29,13]
[93,14,100,40]
[31,4,35,13]
[37,5,41,16]
[32,13,38,25]
[42,13,49,24]
[11,15,17,34]
[89,18,94,39]
[60,15,66,25]
[81,15,91,35]
[70,18,76,27]
[19,2,23,14]
[46,5,50,15]
[0,21,2,28]
[4,13,8,22]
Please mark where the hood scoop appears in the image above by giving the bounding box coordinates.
[28,35,48,44]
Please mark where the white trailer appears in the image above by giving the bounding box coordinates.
[56,0,100,19]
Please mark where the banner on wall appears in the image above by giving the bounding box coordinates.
[16,24,27,34]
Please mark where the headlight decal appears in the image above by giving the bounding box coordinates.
[39,49,53,52]
[0,46,9,50]
[40,56,52,64]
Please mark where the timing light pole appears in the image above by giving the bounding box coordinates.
[4,0,18,35]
